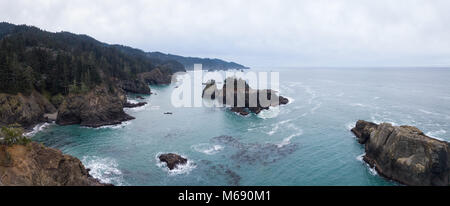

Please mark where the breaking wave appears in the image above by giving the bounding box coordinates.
[82,156,125,185]
[257,107,280,119]
[93,121,132,130]
[356,153,378,176]
[155,153,197,176]
[25,122,52,137]
[192,143,224,155]
[425,130,446,141]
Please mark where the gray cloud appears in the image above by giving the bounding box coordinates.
[1,0,449,67]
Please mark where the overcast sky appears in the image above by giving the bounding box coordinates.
[1,0,450,67]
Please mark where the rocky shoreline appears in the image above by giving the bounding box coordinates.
[351,120,450,186]
[0,142,109,186]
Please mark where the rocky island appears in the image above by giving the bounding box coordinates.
[351,120,449,186]
[202,77,289,115]
[158,153,188,170]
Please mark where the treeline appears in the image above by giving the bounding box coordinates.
[0,23,184,96]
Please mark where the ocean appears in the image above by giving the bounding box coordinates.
[32,67,450,186]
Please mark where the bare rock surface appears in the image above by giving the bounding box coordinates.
[352,120,450,186]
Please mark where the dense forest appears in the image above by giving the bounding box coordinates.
[0,22,184,96]
[147,52,249,71]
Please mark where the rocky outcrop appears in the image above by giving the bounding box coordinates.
[0,142,107,186]
[117,79,151,95]
[351,120,450,186]
[202,77,289,115]
[56,86,134,128]
[0,91,56,129]
[158,153,187,170]
[138,68,173,85]
[124,102,147,108]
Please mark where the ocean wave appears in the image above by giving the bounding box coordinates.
[310,102,322,114]
[192,143,224,155]
[370,114,398,126]
[155,153,196,176]
[356,153,378,176]
[127,99,139,104]
[346,122,355,131]
[25,122,52,137]
[284,96,295,105]
[277,130,303,148]
[266,119,294,136]
[425,130,446,141]
[275,123,303,148]
[305,86,316,105]
[82,156,125,186]
[350,103,368,107]
[93,121,132,130]
[124,102,150,112]
[257,107,280,119]
[419,109,433,115]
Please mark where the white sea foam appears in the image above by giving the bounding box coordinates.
[310,102,322,114]
[346,122,355,131]
[257,107,280,119]
[356,153,378,176]
[127,99,139,104]
[82,156,125,185]
[370,115,398,126]
[267,124,279,136]
[266,119,294,135]
[284,96,295,105]
[94,121,132,130]
[277,129,303,148]
[356,153,365,162]
[25,122,52,137]
[304,86,316,105]
[124,102,150,112]
[425,130,446,141]
[275,123,303,148]
[350,103,367,107]
[419,109,433,115]
[155,153,196,176]
[192,143,224,155]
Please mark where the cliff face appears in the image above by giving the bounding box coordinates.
[117,79,151,95]
[57,86,134,128]
[138,68,173,85]
[0,91,56,128]
[0,142,105,186]
[352,120,450,186]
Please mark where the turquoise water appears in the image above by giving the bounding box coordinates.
[33,67,450,186]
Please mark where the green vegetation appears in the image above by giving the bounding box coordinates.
[0,22,185,96]
[0,124,31,146]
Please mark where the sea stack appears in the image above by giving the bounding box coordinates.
[351,120,450,186]
[158,153,188,170]
[202,77,289,115]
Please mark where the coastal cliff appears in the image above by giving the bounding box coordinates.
[57,86,134,128]
[0,142,106,186]
[138,68,174,85]
[351,120,450,186]
[0,91,56,129]
[117,79,151,95]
